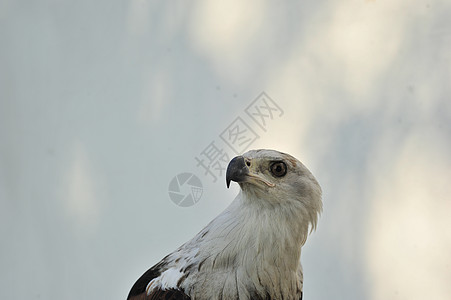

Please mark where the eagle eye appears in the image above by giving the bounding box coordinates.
[270,161,287,177]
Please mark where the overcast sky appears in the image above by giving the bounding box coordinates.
[1,1,451,299]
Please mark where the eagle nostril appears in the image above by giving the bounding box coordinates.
[245,160,251,167]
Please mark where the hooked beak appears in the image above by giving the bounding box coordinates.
[226,156,248,188]
[226,156,275,188]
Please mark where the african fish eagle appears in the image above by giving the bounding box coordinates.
[127,149,322,300]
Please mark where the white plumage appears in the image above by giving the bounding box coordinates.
[128,149,322,300]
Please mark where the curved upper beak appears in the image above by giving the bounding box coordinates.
[226,156,249,188]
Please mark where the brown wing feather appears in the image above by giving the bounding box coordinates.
[127,262,191,300]
[127,264,162,299]
[128,288,190,300]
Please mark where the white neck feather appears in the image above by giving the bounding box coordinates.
[182,190,313,299]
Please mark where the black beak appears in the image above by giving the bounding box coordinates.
[226,156,249,188]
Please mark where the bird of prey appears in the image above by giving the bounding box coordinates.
[127,149,322,300]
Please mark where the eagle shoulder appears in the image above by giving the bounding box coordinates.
[127,261,191,300]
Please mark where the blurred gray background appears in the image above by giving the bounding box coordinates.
[1,1,450,299]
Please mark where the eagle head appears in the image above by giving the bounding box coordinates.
[226,149,322,230]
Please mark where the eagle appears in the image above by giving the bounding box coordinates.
[127,149,322,300]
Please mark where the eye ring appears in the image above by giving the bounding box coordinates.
[270,161,287,177]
